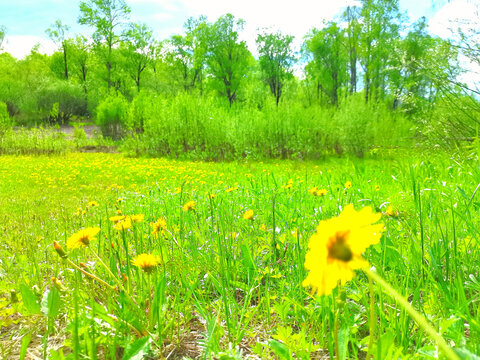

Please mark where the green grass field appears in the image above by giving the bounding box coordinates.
[0,152,479,359]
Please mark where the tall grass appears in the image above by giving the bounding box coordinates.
[115,92,413,160]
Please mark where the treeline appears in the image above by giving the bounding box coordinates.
[0,0,479,159]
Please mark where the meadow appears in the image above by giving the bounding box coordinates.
[0,150,478,360]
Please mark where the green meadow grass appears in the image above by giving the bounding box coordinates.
[0,151,479,359]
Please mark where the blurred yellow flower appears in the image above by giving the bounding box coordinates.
[130,214,144,223]
[114,218,132,231]
[67,227,100,249]
[109,215,126,223]
[345,181,352,189]
[132,253,160,273]
[385,205,396,217]
[243,209,254,220]
[182,201,196,211]
[303,204,384,296]
[375,185,380,191]
[88,201,99,207]
[151,217,167,238]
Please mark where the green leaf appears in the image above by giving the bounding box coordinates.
[454,348,480,360]
[41,288,61,318]
[19,333,31,360]
[19,285,40,315]
[122,337,151,360]
[269,339,292,360]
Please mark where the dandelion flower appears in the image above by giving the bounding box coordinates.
[385,205,396,217]
[182,201,196,211]
[303,204,384,296]
[130,214,144,223]
[88,201,99,207]
[243,209,254,220]
[114,218,132,231]
[53,240,67,258]
[375,185,380,191]
[109,215,126,223]
[345,181,352,189]
[67,227,100,249]
[150,218,167,238]
[132,254,160,273]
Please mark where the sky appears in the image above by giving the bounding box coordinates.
[0,0,458,58]
[0,0,479,89]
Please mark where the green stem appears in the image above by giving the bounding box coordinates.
[366,275,375,360]
[364,268,459,360]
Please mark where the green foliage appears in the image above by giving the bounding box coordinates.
[123,92,412,160]
[96,94,129,138]
[205,14,252,105]
[256,30,295,105]
[0,100,12,133]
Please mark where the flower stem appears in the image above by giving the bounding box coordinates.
[364,268,459,360]
[366,275,375,360]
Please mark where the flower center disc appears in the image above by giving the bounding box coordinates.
[328,231,353,262]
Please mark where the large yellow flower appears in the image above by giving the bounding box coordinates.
[132,253,160,273]
[66,227,101,249]
[303,204,384,296]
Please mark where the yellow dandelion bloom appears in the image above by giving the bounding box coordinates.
[182,201,196,211]
[88,201,99,207]
[132,254,160,273]
[66,227,100,249]
[375,185,380,191]
[114,218,132,231]
[303,204,384,296]
[130,214,144,223]
[109,215,126,223]
[309,186,318,195]
[317,188,328,196]
[345,181,352,189]
[150,218,167,238]
[243,209,254,220]
[385,205,396,217]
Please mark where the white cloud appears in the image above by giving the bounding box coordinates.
[3,35,56,59]
[175,0,360,55]
[429,0,479,39]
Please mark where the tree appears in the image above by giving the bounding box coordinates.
[205,14,251,106]
[164,16,208,93]
[256,30,295,106]
[305,22,347,106]
[78,0,131,89]
[359,0,402,102]
[46,20,70,79]
[0,26,5,51]
[342,6,361,94]
[123,23,154,91]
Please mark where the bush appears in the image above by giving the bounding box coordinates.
[37,81,88,125]
[0,101,12,134]
[96,94,130,139]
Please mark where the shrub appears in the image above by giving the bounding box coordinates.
[96,94,130,139]
[0,101,12,135]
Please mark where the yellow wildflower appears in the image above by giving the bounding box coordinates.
[150,218,167,238]
[109,215,126,223]
[130,214,144,223]
[303,204,384,296]
[375,185,380,191]
[66,227,100,249]
[132,254,160,273]
[182,201,196,211]
[345,181,352,189]
[114,218,132,231]
[243,209,254,220]
[88,201,99,207]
